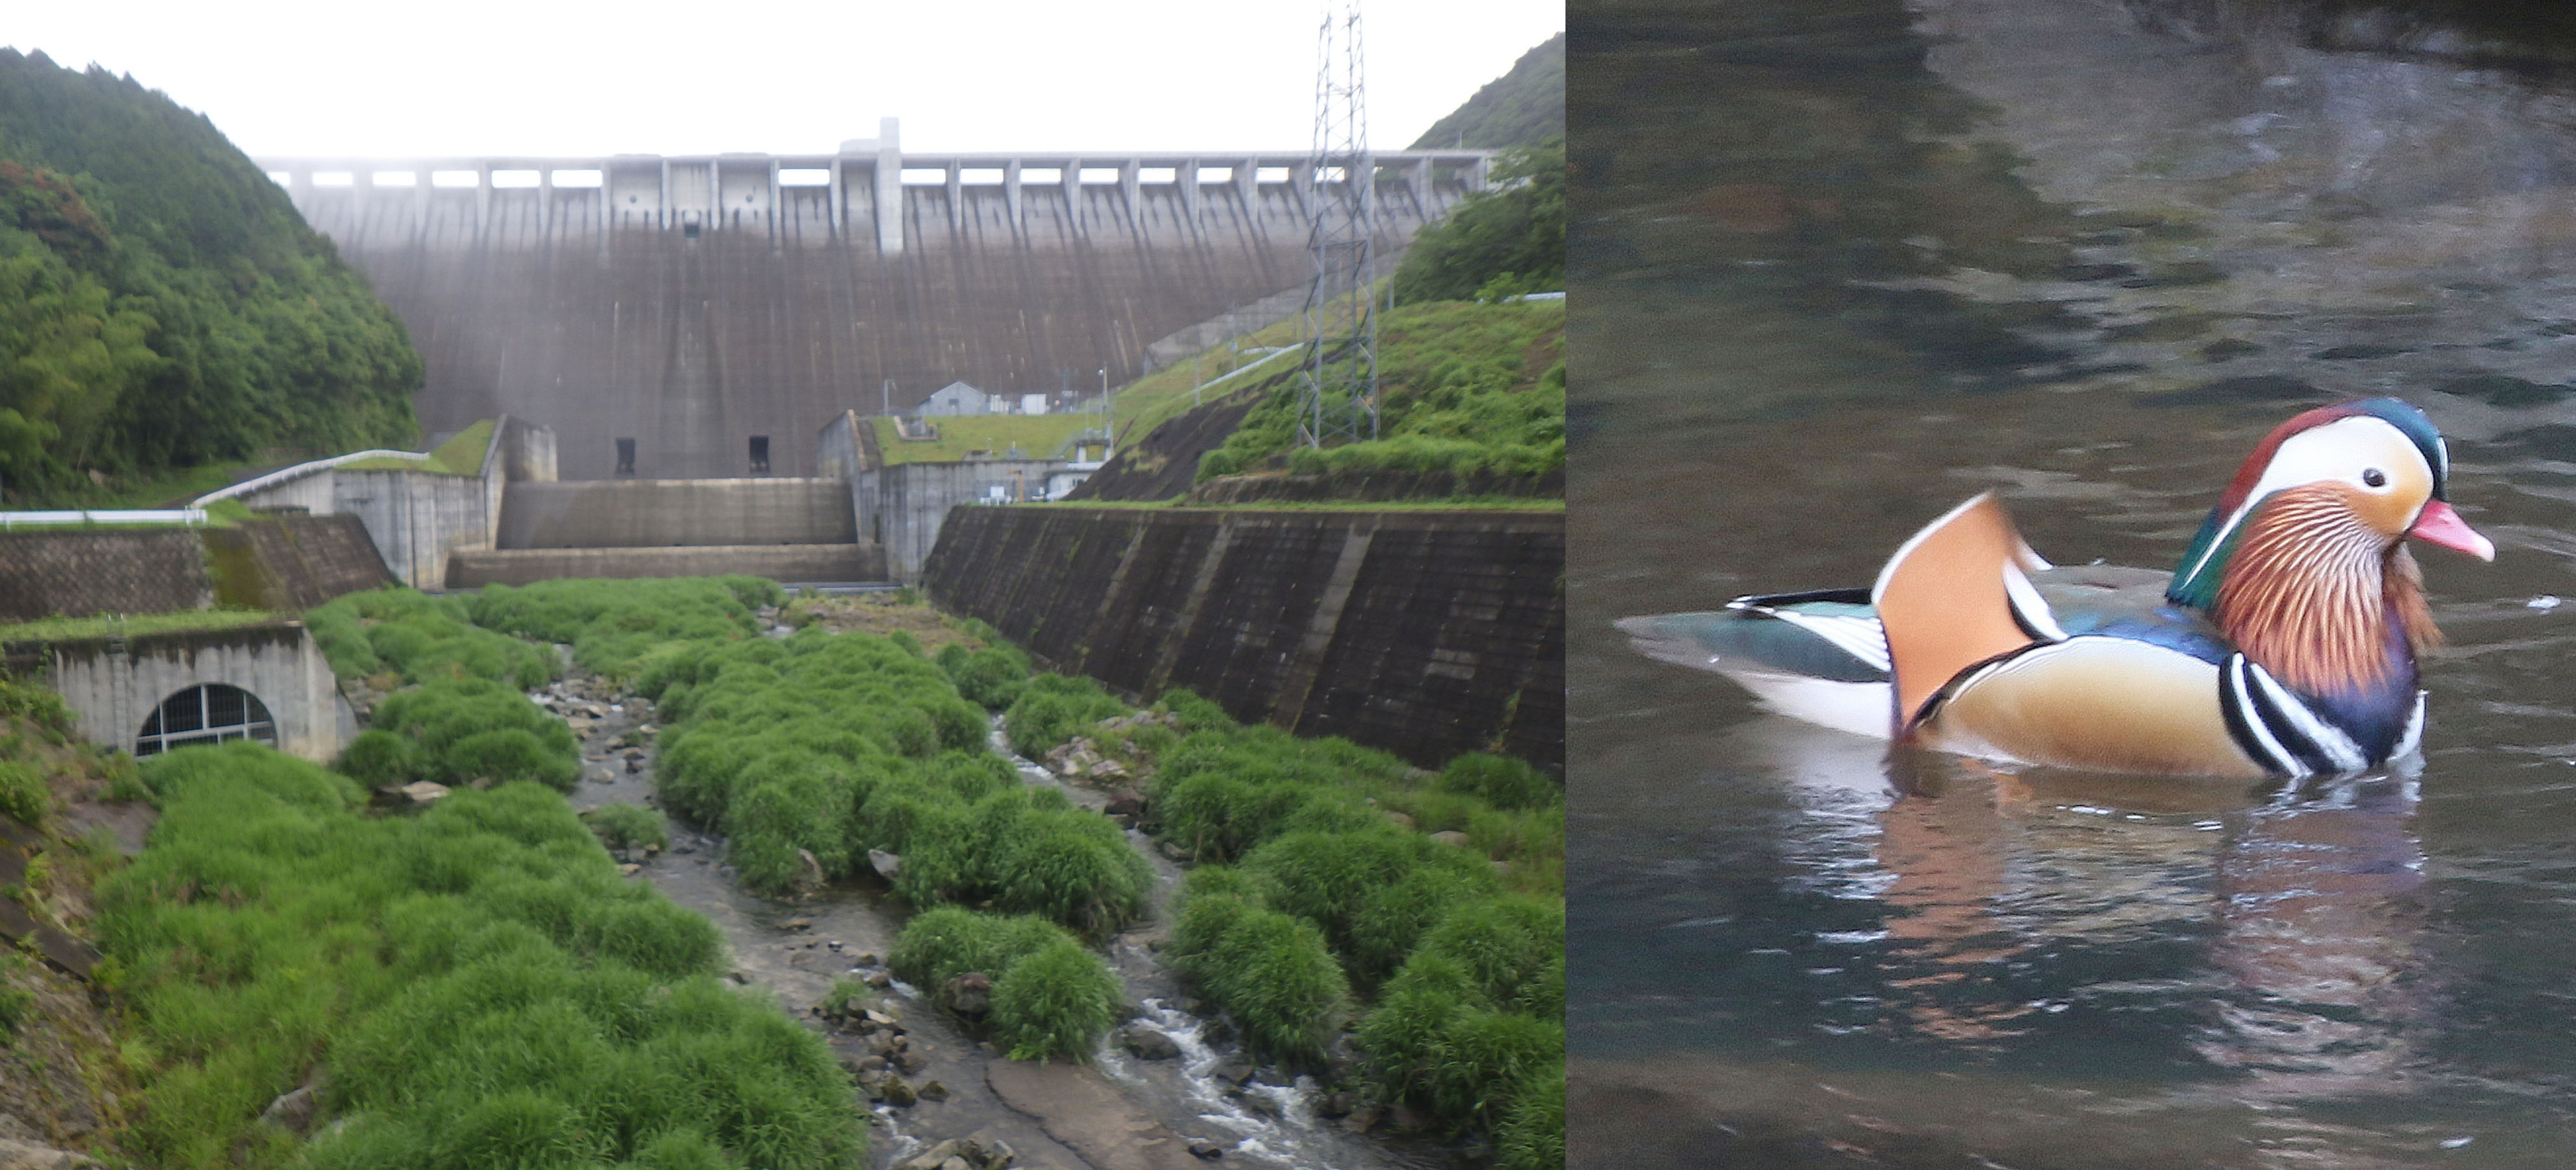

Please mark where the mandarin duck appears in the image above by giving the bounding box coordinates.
[1620,398,2494,777]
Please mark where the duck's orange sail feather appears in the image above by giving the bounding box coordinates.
[1871,493,2047,731]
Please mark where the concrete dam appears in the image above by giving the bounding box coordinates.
[263,122,1492,480]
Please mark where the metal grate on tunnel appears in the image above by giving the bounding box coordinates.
[136,683,277,757]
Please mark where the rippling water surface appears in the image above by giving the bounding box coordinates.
[1570,3,2576,1166]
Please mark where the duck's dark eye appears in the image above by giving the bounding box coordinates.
[2363,468,2388,488]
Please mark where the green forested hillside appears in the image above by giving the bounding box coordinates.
[1391,138,1565,304]
[1409,32,1564,150]
[0,49,421,503]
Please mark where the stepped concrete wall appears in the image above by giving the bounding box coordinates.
[922,506,1563,773]
[449,545,883,588]
[498,478,858,549]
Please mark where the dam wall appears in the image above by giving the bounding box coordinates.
[921,506,1564,773]
[261,127,1489,482]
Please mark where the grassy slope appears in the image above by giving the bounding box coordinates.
[335,418,494,474]
[0,609,289,643]
[868,413,1106,466]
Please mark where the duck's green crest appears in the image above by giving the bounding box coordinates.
[2165,397,2449,610]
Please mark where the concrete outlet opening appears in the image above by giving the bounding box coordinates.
[749,436,770,475]
[615,438,637,477]
[136,683,277,757]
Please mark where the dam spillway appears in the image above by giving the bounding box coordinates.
[263,125,1491,480]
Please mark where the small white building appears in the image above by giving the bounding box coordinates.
[1020,394,1049,415]
[919,381,988,417]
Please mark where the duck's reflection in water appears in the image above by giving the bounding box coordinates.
[1746,719,2435,1095]
[2199,773,2430,1094]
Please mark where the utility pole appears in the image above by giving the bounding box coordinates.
[1297,0,1380,449]
[881,379,893,417]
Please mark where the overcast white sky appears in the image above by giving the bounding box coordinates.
[6,0,1560,159]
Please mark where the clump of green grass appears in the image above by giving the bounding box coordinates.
[0,676,76,739]
[643,632,1147,929]
[1148,725,1405,864]
[989,939,1123,1060]
[1002,673,1130,757]
[307,587,556,688]
[1495,1068,1565,1170]
[1354,897,1563,1131]
[1167,867,1349,1064]
[582,803,668,853]
[101,745,851,1167]
[1155,686,1236,732]
[1436,752,1561,811]
[935,641,1032,711]
[352,677,579,792]
[1084,703,1561,1149]
[0,952,31,1039]
[467,576,782,681]
[0,758,48,825]
[889,906,1122,1060]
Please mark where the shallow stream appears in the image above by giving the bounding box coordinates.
[547,660,1420,1170]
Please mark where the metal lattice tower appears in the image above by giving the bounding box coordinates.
[1297,0,1380,449]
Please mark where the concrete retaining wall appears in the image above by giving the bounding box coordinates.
[820,412,1079,582]
[331,469,488,590]
[498,478,858,549]
[38,622,350,764]
[922,506,1563,773]
[449,545,884,588]
[227,415,561,589]
[0,530,209,621]
[865,460,1069,583]
[0,517,395,622]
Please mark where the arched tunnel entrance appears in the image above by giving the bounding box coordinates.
[134,683,278,757]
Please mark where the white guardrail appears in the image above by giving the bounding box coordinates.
[1,446,445,530]
[0,510,208,528]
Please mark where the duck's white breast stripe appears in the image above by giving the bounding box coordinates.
[2391,691,2428,762]
[2225,656,2370,774]
[2222,658,2304,775]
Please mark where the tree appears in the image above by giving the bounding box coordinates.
[1391,138,1565,306]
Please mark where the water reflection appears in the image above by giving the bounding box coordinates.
[1726,718,2438,1088]
[1571,0,2576,1162]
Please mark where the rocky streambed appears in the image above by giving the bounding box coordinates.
[535,623,1446,1170]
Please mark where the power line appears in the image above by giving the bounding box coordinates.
[1297,0,1379,450]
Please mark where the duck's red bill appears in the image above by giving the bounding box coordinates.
[2410,501,2496,561]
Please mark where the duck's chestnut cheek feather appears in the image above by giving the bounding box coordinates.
[2410,501,2496,562]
